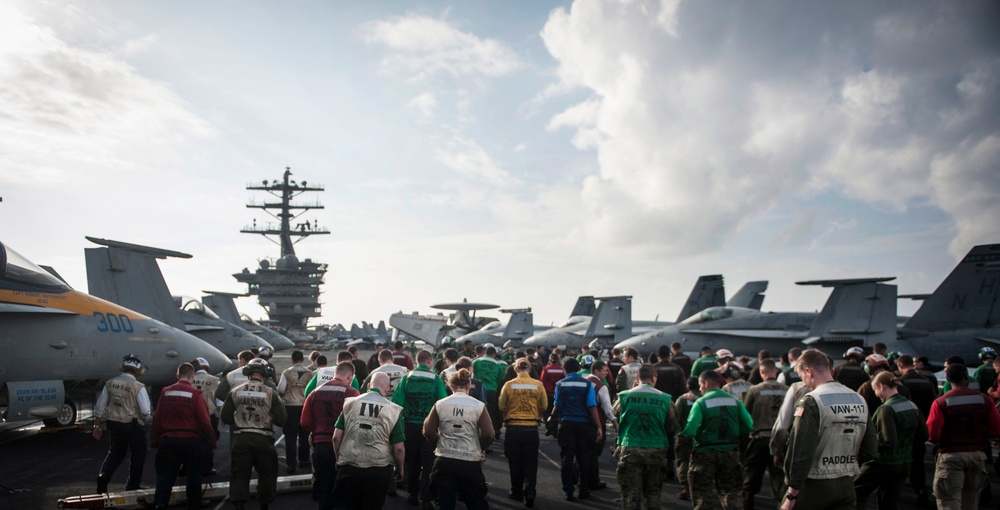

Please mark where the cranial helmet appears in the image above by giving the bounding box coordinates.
[121,354,144,374]
[243,358,271,378]
[980,347,998,361]
[581,355,596,365]
[715,349,734,361]
[863,354,889,376]
[844,347,864,360]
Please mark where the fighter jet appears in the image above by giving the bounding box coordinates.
[84,237,273,358]
[614,278,898,358]
[523,275,733,351]
[201,291,296,350]
[893,243,1000,364]
[0,241,230,427]
[453,308,535,348]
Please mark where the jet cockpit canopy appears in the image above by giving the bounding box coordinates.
[480,321,502,332]
[0,242,70,291]
[680,306,755,325]
[559,316,589,328]
[175,295,221,319]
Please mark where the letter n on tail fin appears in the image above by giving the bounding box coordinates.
[905,244,1000,332]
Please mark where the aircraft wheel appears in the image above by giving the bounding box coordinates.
[43,399,77,428]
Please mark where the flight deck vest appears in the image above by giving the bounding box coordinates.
[193,371,221,414]
[617,362,641,391]
[616,384,670,449]
[938,388,993,453]
[338,392,403,468]
[231,380,276,435]
[281,365,313,406]
[370,364,408,398]
[723,380,753,401]
[874,394,920,465]
[104,374,145,423]
[585,374,609,424]
[433,393,486,462]
[804,382,868,479]
[226,369,249,389]
[314,367,337,387]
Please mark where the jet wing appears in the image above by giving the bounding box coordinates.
[680,329,808,339]
[185,324,226,332]
[0,303,78,315]
[976,337,1000,346]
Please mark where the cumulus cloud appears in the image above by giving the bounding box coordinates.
[361,13,522,82]
[541,0,1000,255]
[407,91,438,119]
[0,3,216,185]
[435,136,518,186]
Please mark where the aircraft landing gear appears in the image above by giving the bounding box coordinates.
[42,399,77,428]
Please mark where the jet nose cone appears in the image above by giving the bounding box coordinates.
[523,335,539,347]
[177,331,231,373]
[252,335,274,352]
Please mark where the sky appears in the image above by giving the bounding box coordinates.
[2,0,998,329]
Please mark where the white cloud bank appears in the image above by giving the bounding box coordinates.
[361,13,522,82]
[541,0,1000,257]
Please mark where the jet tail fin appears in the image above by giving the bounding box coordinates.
[585,296,632,347]
[350,324,362,339]
[569,296,596,318]
[798,278,897,348]
[85,239,188,328]
[201,294,243,325]
[500,308,534,341]
[727,281,768,310]
[675,275,726,323]
[377,320,388,336]
[905,244,1000,332]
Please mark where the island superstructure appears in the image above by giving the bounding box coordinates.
[234,167,329,332]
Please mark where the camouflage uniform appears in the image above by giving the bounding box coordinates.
[613,383,671,510]
[669,389,701,499]
[682,387,753,510]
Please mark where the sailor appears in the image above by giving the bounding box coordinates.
[214,350,256,403]
[896,354,936,505]
[471,345,507,443]
[499,358,548,507]
[220,358,287,510]
[150,362,216,510]
[670,342,693,378]
[740,359,787,510]
[547,357,604,501]
[584,360,617,491]
[832,347,868,391]
[780,349,876,510]
[777,348,802,386]
[362,348,408,398]
[691,346,719,378]
[974,347,998,395]
[392,349,448,509]
[615,347,642,393]
[748,350,771,385]
[424,368,495,510]
[853,371,927,510]
[682,369,753,510]
[858,354,910,415]
[768,380,808,472]
[670,376,702,501]
[332,372,405,510]
[301,361,359,510]
[926,363,1000,509]
[654,345,688,401]
[277,350,314,474]
[392,340,415,370]
[256,346,279,385]
[305,351,360,396]
[607,348,625,383]
[93,354,152,494]
[614,363,671,510]
[539,353,566,420]
[722,361,753,401]
[367,343,384,373]
[438,347,461,383]
[191,357,222,476]
[346,345,370,383]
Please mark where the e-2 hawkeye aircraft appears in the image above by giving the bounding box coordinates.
[0,241,230,427]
